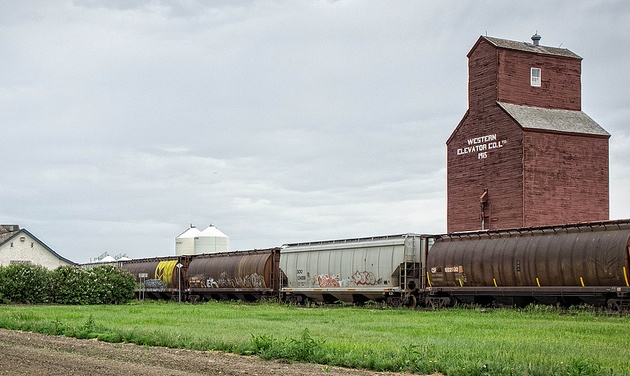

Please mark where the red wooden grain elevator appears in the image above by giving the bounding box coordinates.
[446,34,609,232]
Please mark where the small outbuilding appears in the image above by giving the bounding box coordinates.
[0,224,76,269]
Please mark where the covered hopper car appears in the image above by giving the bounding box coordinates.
[281,233,434,307]
[186,248,284,302]
[426,219,630,309]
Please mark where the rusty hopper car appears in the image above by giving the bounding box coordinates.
[121,256,191,300]
[186,248,284,302]
[281,234,434,306]
[426,219,630,309]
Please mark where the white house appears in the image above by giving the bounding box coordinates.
[0,224,76,269]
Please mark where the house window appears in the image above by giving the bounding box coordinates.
[531,67,541,87]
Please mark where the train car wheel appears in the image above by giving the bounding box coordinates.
[607,298,629,312]
[405,295,417,309]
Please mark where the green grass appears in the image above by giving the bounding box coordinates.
[1,301,628,375]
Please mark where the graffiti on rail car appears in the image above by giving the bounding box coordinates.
[188,273,266,289]
[144,279,166,292]
[351,270,381,285]
[316,274,341,287]
[312,271,383,288]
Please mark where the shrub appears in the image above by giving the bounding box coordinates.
[92,265,136,304]
[50,265,136,305]
[51,266,89,304]
[0,264,136,305]
[0,263,51,304]
[0,266,6,303]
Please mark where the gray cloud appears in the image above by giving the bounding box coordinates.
[1,1,629,262]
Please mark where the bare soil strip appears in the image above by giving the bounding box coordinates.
[0,329,416,376]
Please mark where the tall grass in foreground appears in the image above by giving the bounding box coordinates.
[1,301,628,375]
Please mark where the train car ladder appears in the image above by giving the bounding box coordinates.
[400,262,418,292]
[401,239,419,292]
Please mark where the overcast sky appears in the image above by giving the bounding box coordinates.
[2,1,629,263]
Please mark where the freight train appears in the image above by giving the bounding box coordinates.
[115,219,630,310]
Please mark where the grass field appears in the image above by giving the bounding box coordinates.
[1,301,628,375]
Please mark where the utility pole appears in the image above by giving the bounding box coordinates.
[176,263,183,303]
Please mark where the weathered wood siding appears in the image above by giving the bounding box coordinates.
[447,105,524,232]
[497,48,581,110]
[523,131,609,226]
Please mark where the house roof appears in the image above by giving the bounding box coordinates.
[473,36,582,60]
[0,228,77,266]
[498,102,610,137]
[0,231,16,245]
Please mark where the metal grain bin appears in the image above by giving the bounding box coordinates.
[193,224,229,255]
[175,225,201,256]
[427,220,630,288]
[281,234,431,304]
[187,248,282,301]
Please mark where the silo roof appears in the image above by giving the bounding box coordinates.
[498,102,610,137]
[177,226,202,239]
[481,36,582,59]
[198,225,228,238]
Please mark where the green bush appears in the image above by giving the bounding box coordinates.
[51,266,89,304]
[0,264,135,305]
[92,265,136,304]
[0,264,51,303]
[0,266,6,303]
[50,265,136,305]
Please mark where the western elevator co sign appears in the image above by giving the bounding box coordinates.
[456,134,507,159]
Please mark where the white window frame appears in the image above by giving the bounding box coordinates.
[531,67,541,87]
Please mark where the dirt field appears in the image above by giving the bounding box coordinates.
[0,328,426,376]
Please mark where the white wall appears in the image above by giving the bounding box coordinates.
[0,232,73,269]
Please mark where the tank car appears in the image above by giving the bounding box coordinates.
[186,248,284,302]
[281,234,434,306]
[425,219,630,309]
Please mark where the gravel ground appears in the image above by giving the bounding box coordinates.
[0,329,429,376]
